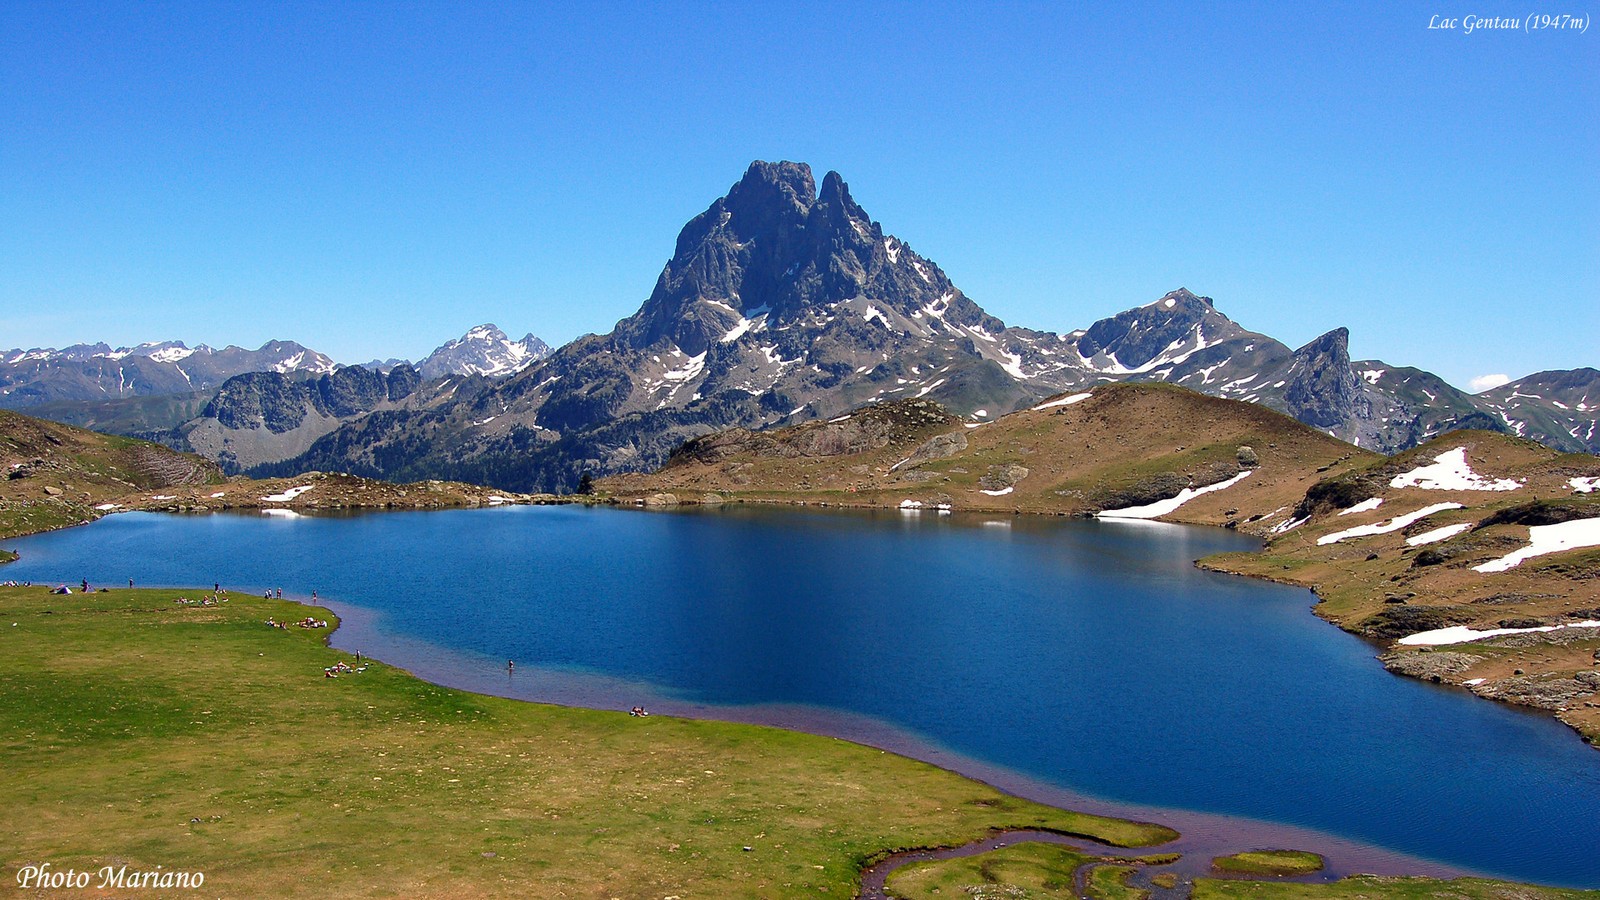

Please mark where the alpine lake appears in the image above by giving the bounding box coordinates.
[5,503,1598,888]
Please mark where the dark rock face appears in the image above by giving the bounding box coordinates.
[200,365,422,434]
[1359,605,1478,639]
[1476,501,1600,530]
[1286,328,1361,429]
[614,161,997,357]
[205,372,313,433]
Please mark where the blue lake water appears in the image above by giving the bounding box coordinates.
[5,505,1599,886]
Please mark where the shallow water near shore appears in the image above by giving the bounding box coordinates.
[7,504,1600,886]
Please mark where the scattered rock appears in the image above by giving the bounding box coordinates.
[1381,649,1484,680]
[979,464,1030,492]
[898,431,968,471]
[1477,671,1600,710]
[1359,605,1476,639]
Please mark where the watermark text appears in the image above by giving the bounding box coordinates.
[16,863,205,891]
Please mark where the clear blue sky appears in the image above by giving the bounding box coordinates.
[3,1,1595,390]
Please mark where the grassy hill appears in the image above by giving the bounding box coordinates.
[604,383,1374,529]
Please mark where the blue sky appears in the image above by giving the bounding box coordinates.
[2,1,1595,390]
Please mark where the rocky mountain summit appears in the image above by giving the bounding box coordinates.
[234,160,1593,492]
[415,325,552,379]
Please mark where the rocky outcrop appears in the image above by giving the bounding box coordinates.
[1381,650,1485,681]
[1286,328,1361,430]
[899,431,969,470]
[1476,670,1600,711]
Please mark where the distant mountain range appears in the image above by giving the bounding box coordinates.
[0,340,337,408]
[5,161,1594,488]
[0,325,551,443]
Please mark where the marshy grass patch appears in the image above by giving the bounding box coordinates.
[1211,850,1325,876]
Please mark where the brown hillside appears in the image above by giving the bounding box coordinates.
[1,409,225,539]
[605,383,1375,529]
[1206,429,1600,747]
[1,409,547,544]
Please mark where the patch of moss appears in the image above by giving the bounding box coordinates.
[1193,874,1600,900]
[1211,850,1325,876]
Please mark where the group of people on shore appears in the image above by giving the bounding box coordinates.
[175,595,227,608]
[262,615,327,629]
[323,659,366,678]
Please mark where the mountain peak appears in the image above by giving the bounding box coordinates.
[1286,327,1358,429]
[1161,288,1213,309]
[416,324,551,379]
[1295,326,1350,356]
[730,160,816,210]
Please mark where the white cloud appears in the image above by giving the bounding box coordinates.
[1469,373,1511,392]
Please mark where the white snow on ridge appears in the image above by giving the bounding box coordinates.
[1570,476,1600,494]
[980,486,1014,496]
[1098,470,1253,520]
[148,345,197,364]
[1398,619,1600,646]
[1272,515,1309,534]
[720,304,771,343]
[1389,447,1521,492]
[661,352,707,382]
[1361,369,1386,384]
[1338,497,1384,516]
[1032,392,1092,411]
[1317,502,1464,545]
[261,485,315,503]
[1473,517,1600,573]
[1405,523,1473,546]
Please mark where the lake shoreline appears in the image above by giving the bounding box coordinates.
[307,590,1484,887]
